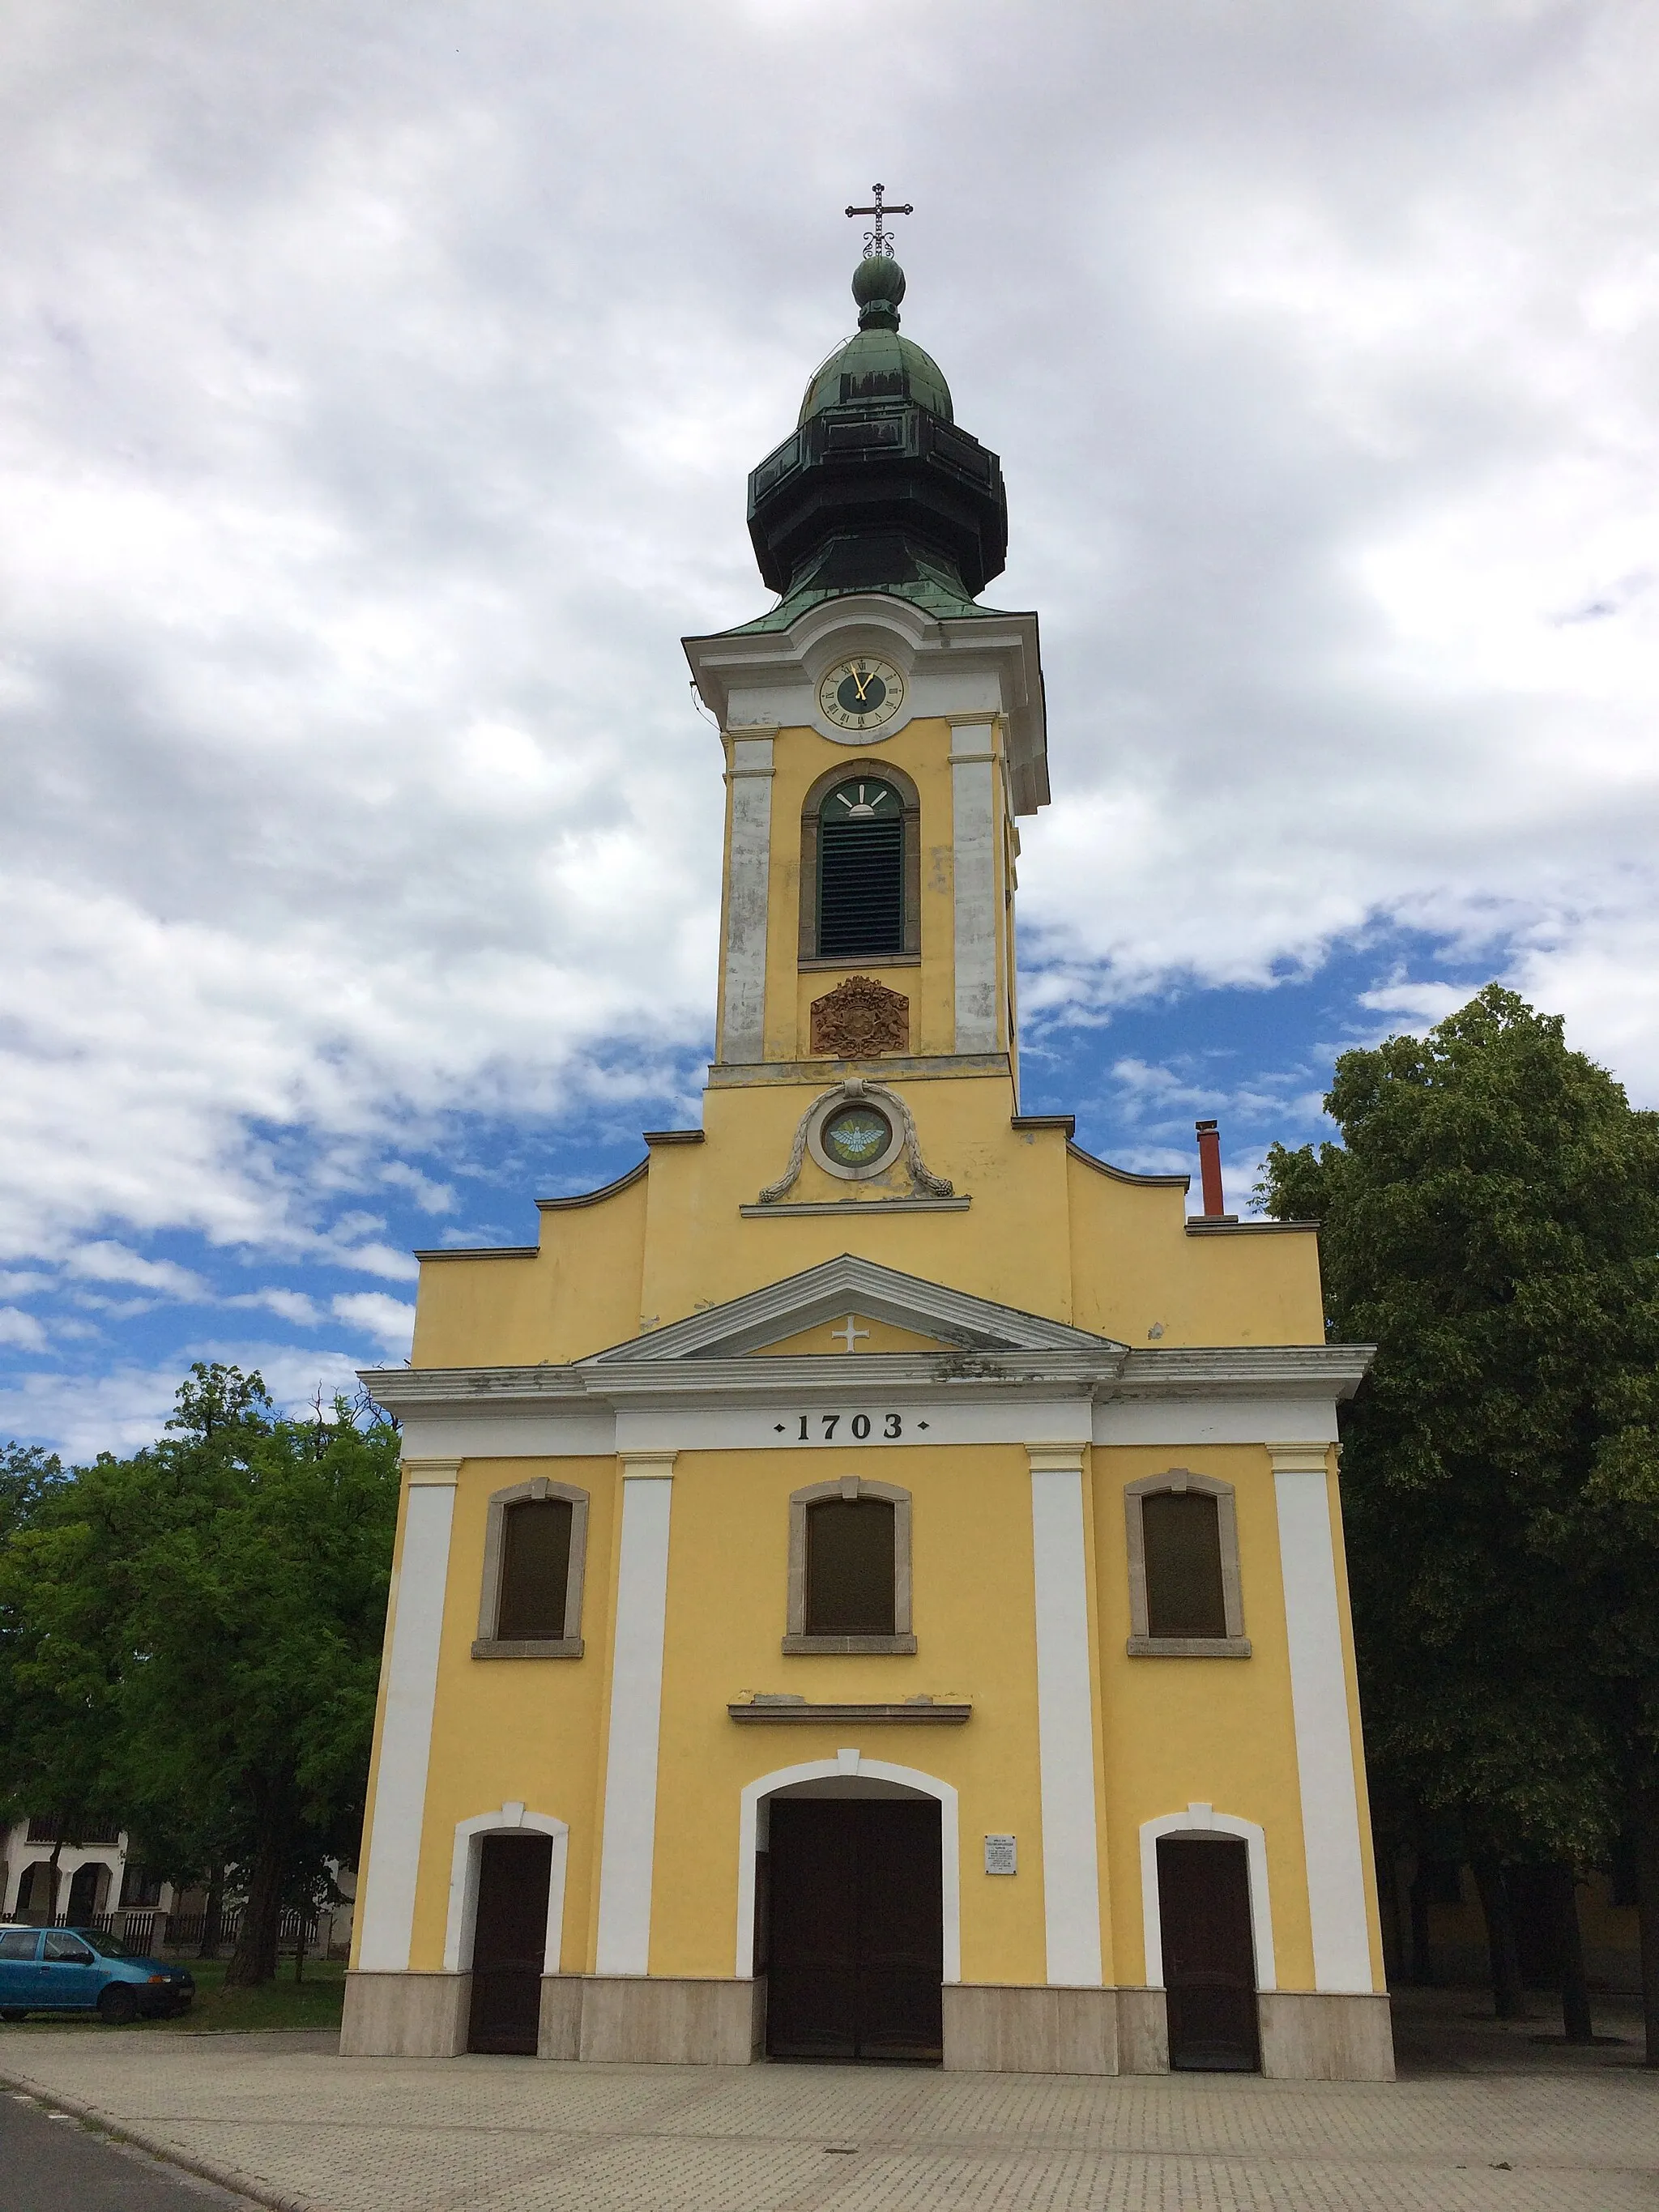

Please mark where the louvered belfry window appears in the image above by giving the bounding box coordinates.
[817,779,905,959]
[497,1497,574,1640]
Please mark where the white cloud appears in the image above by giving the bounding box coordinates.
[226,1287,321,1327]
[0,0,1656,1336]
[378,1163,454,1213]
[0,1308,49,1352]
[331,1293,416,1358]
[65,1242,207,1299]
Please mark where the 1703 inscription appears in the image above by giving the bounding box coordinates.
[770,1412,931,1441]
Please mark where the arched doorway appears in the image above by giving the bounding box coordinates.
[757,1775,946,2064]
[66,1863,103,1923]
[466,1834,552,2056]
[1156,1838,1260,2072]
[17,1862,57,1924]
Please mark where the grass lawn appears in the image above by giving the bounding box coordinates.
[0,1954,345,2036]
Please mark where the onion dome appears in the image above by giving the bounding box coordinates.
[745,258,1008,616]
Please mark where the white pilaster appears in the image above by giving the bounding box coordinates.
[595,1453,676,1975]
[721,735,774,1064]
[950,719,1000,1052]
[356,1460,459,1973]
[1027,1446,1104,1985]
[1271,1443,1375,1993]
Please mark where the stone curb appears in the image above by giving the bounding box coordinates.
[2,2070,318,2212]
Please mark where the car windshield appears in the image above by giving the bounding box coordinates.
[79,1928,136,1958]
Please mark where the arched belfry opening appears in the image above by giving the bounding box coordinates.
[817,779,905,960]
[799,759,921,967]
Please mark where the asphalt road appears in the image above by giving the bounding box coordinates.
[2,2090,256,2212]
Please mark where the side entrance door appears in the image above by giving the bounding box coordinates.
[1157,1835,1260,2071]
[766,1797,942,2062]
[467,1833,552,2056]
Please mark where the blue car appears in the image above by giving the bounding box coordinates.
[0,1924,194,2024]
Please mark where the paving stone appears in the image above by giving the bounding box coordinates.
[0,2014,1653,2212]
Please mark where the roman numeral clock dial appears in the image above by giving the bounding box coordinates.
[818,655,906,732]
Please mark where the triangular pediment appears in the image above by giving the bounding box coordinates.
[586,1254,1123,1363]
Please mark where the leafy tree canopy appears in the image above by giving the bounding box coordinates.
[1262,982,1659,1869]
[0,1363,400,1984]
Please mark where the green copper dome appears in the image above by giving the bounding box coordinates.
[798,328,953,425]
[797,257,953,424]
[744,252,1006,612]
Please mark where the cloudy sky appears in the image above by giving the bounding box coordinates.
[3,0,1657,1457]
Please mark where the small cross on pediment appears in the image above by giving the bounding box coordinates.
[830,1314,871,1353]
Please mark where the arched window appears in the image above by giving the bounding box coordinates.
[1124,1472,1250,1657]
[498,1499,572,1638]
[807,1496,894,1634]
[784,1478,915,1654]
[474,1479,589,1659]
[800,766,920,965]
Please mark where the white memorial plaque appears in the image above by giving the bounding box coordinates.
[983,1833,1017,1876]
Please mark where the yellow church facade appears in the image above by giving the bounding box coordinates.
[345,245,1392,2081]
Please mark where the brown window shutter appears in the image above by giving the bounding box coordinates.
[1141,1491,1228,1640]
[497,1498,574,1640]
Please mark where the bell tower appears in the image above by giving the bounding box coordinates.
[684,245,1048,1102]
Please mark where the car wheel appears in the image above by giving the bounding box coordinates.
[1,2008,27,2022]
[97,1984,140,2027]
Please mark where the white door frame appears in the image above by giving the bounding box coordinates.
[735,1752,961,1983]
[443,1803,570,1975]
[1139,1804,1276,1991]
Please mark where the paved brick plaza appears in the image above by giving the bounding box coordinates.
[1,1995,1653,2212]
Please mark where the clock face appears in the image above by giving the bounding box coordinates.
[818,655,906,734]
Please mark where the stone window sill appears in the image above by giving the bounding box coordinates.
[780,1632,918,1656]
[1126,1635,1252,1659]
[798,954,920,970]
[471,1636,584,1660]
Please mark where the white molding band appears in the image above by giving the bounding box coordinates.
[950,721,1000,1052]
[1026,1447,1104,1986]
[442,1804,570,1974]
[721,735,774,1064]
[1271,1446,1375,1993]
[594,1455,676,1975]
[1139,1804,1276,1991]
[356,1475,457,1971]
[735,1754,962,1983]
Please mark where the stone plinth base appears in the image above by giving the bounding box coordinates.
[574,1975,764,2065]
[1258,1991,1394,2081]
[943,1985,1119,2074]
[943,1984,1392,2081]
[340,1973,1393,2081]
[341,1971,470,2057]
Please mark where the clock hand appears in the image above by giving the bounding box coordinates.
[850,665,868,703]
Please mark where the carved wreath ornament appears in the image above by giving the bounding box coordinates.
[757,1080,953,1205]
[809,974,910,1058]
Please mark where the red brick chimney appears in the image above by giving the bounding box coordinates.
[1194,1119,1226,1218]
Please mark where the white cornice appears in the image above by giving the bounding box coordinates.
[358,1342,1371,1421]
[683,597,1049,816]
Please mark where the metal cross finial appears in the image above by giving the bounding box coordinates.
[846,183,913,259]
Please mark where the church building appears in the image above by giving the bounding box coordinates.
[344,229,1392,2082]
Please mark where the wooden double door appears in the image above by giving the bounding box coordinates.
[766,1798,943,2062]
[467,1833,552,2056]
[1157,1836,1260,2071]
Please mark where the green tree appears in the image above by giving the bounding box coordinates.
[1,1365,400,1984]
[1261,984,1659,2060]
[0,1442,129,1912]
